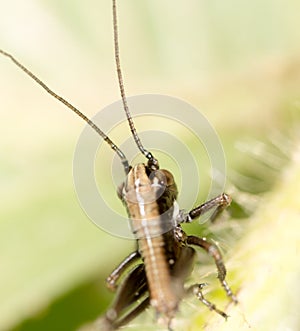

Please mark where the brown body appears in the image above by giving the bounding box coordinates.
[102,161,236,330]
[121,164,181,318]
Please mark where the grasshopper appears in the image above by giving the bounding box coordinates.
[0,0,237,330]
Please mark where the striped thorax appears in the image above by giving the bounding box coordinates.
[119,163,180,318]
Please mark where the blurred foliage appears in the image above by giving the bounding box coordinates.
[0,1,300,331]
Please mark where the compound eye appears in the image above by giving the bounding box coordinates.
[160,169,175,187]
[148,169,166,187]
[149,169,175,188]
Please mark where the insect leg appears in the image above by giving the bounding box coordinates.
[183,193,232,223]
[101,263,149,330]
[186,235,237,303]
[106,250,141,291]
[105,246,196,331]
[187,283,228,319]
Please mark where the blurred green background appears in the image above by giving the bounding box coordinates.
[0,1,300,331]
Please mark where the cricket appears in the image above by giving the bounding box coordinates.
[0,0,237,330]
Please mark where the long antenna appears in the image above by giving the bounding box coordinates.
[0,48,130,173]
[112,0,158,170]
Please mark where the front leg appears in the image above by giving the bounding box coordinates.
[179,193,231,223]
[106,250,141,291]
[187,235,237,303]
